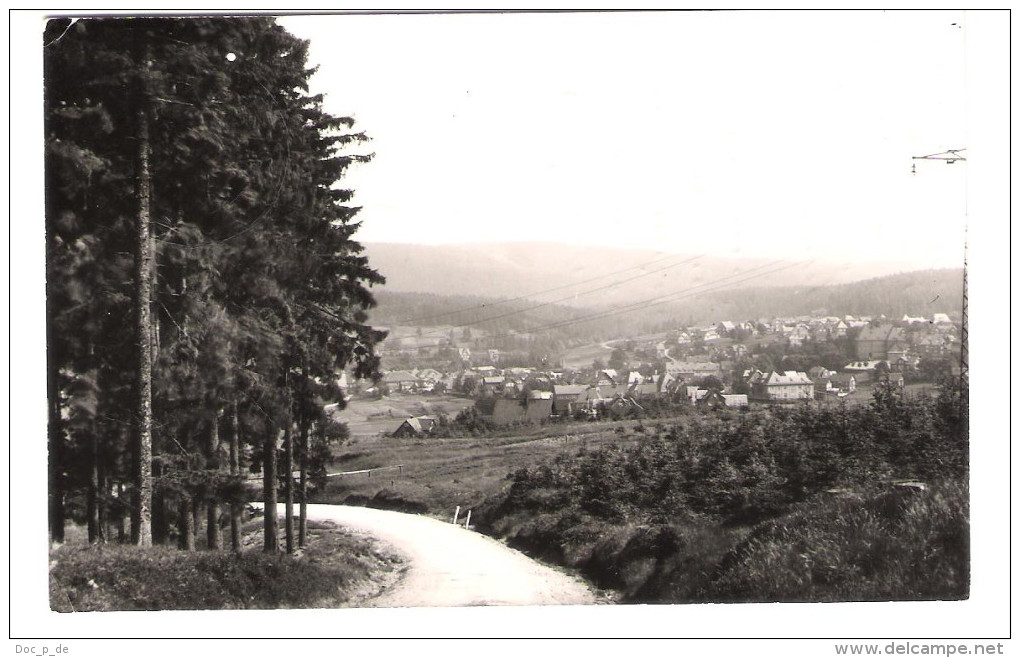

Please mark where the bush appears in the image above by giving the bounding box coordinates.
[705,482,969,602]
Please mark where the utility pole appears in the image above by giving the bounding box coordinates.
[911,148,967,174]
[959,227,968,389]
[911,147,968,393]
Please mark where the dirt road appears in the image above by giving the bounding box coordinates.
[264,503,598,607]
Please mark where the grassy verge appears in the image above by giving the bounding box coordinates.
[49,520,403,611]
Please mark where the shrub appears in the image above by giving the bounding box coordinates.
[705,482,969,602]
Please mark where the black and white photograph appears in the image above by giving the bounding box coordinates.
[10,7,1011,649]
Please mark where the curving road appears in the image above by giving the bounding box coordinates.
[262,503,598,607]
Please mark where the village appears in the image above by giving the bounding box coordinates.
[346,312,963,438]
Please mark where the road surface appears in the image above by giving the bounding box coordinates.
[261,503,598,607]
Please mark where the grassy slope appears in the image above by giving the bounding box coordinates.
[317,415,651,518]
[49,520,402,612]
[479,482,968,604]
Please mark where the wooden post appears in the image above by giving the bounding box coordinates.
[453,505,460,525]
[465,510,471,530]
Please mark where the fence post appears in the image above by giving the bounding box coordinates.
[453,505,460,525]
[465,510,472,530]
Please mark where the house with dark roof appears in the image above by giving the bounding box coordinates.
[381,370,421,392]
[630,382,660,400]
[480,376,506,396]
[809,366,836,381]
[553,384,593,415]
[597,383,631,402]
[392,415,439,438]
[475,394,553,425]
[855,325,907,360]
[815,374,856,398]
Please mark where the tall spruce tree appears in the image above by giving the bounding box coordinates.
[45,16,384,551]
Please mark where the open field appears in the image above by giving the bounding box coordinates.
[558,341,617,369]
[318,416,652,519]
[377,324,489,350]
[332,392,477,440]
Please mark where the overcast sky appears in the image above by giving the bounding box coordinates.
[278,10,973,270]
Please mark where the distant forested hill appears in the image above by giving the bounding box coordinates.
[362,242,929,308]
[369,290,588,333]
[370,269,964,343]
[696,269,964,321]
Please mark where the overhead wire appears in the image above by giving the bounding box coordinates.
[377,258,809,355]
[402,253,706,341]
[395,250,691,325]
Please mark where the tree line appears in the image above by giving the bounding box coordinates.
[45,17,385,553]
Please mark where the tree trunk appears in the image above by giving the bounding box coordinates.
[98,468,109,543]
[284,421,294,554]
[152,460,170,545]
[131,37,154,547]
[178,495,195,551]
[263,428,279,553]
[87,428,101,543]
[228,401,242,552]
[298,416,309,548]
[192,496,203,547]
[47,366,65,544]
[206,411,221,550]
[45,37,65,547]
[117,483,127,543]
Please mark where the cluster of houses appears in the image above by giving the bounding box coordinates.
[658,313,957,357]
[379,312,960,436]
[639,315,959,384]
[377,367,450,394]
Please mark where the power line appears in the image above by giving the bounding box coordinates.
[395,250,691,324]
[510,260,806,339]
[403,253,706,341]
[377,259,806,355]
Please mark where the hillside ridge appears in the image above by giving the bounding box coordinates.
[362,242,955,306]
